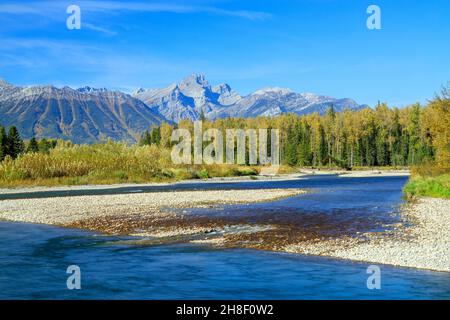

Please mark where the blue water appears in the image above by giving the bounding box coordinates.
[0,175,449,299]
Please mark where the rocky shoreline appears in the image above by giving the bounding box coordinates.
[282,197,449,272]
[320,198,449,272]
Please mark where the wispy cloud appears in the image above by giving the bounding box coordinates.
[82,23,118,36]
[0,3,43,14]
[0,36,202,88]
[0,38,109,71]
[79,1,271,20]
[0,1,271,21]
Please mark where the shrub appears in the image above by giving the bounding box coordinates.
[0,142,265,186]
[404,174,450,199]
[0,142,170,186]
[195,169,210,179]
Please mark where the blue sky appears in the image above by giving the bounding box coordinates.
[0,0,449,106]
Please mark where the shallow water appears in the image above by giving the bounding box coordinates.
[0,175,449,299]
[176,175,409,238]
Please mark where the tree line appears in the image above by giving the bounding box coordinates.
[0,125,57,161]
[140,88,449,170]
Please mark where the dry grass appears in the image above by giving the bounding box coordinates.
[0,141,260,187]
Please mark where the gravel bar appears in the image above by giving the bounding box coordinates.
[0,189,304,225]
[285,198,450,272]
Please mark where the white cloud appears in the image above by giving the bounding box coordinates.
[0,1,271,21]
[83,23,118,36]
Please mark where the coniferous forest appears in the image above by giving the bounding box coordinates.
[140,88,448,172]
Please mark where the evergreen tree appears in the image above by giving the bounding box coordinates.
[364,120,377,167]
[297,122,312,166]
[326,104,336,119]
[139,130,152,146]
[7,126,24,159]
[407,104,422,165]
[376,128,388,166]
[400,132,410,166]
[324,105,336,166]
[284,124,299,166]
[199,109,206,122]
[0,126,7,161]
[318,125,328,165]
[391,109,403,166]
[340,133,349,168]
[27,137,40,153]
[150,126,161,145]
[38,138,52,153]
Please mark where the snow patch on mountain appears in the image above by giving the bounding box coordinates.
[0,81,165,143]
[134,74,366,122]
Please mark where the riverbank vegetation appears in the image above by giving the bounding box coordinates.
[404,174,450,199]
[0,140,260,187]
[0,87,448,189]
[403,88,450,199]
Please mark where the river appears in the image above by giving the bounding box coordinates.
[0,175,449,299]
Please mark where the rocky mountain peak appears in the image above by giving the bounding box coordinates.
[254,87,293,96]
[133,87,146,95]
[212,83,231,94]
[0,79,13,90]
[76,86,108,94]
[0,79,10,86]
[180,73,209,89]
[0,78,165,143]
[134,74,366,123]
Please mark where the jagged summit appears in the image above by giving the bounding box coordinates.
[134,74,241,123]
[76,86,108,93]
[212,83,231,93]
[133,87,146,95]
[134,74,366,122]
[0,78,12,89]
[180,73,209,88]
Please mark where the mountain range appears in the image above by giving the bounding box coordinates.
[0,80,163,143]
[0,74,367,143]
[134,74,367,122]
